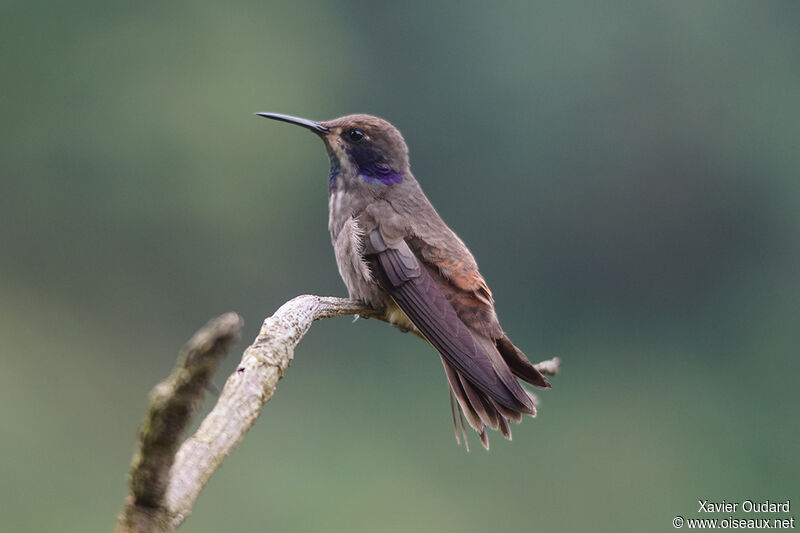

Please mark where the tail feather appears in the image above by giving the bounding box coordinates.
[478,428,490,450]
[456,399,470,452]
[496,336,551,389]
[448,391,462,446]
[490,397,524,423]
[441,356,483,433]
[441,352,536,450]
[458,373,501,431]
[474,333,537,414]
[498,415,512,440]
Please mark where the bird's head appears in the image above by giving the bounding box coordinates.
[257,112,410,192]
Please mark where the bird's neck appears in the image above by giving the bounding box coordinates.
[327,153,341,192]
[326,153,412,239]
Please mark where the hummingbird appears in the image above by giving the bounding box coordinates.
[257,112,550,449]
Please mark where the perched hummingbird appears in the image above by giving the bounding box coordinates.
[257,112,550,449]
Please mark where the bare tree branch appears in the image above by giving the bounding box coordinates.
[115,312,244,533]
[114,295,561,532]
[164,296,380,529]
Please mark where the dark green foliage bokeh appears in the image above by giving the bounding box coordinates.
[1,1,798,531]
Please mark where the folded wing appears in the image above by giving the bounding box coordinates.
[364,230,547,448]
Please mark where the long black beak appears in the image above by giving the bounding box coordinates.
[255,112,329,134]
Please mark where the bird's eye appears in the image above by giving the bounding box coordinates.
[346,129,365,142]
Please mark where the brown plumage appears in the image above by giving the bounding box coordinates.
[257,112,550,449]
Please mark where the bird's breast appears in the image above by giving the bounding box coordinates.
[329,208,385,309]
[328,190,343,236]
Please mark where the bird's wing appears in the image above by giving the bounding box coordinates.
[363,199,502,338]
[408,235,493,302]
[406,232,551,389]
[407,235,502,339]
[363,229,532,411]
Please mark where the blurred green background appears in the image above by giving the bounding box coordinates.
[2,1,798,531]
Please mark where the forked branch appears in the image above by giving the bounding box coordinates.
[113,295,561,532]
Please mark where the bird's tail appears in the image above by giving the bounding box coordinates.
[441,335,549,450]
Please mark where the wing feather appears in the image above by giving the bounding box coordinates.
[370,242,530,411]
